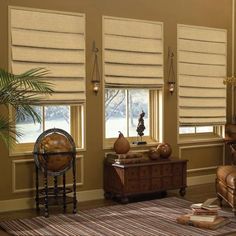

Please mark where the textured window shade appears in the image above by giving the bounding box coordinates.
[177,24,227,126]
[9,8,86,104]
[103,16,164,88]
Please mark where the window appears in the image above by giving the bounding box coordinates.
[16,105,70,143]
[104,88,162,147]
[9,7,86,155]
[179,124,224,143]
[103,16,164,147]
[11,105,84,155]
[179,126,214,135]
[177,24,227,141]
[105,89,150,138]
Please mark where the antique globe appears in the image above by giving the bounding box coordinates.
[34,128,76,176]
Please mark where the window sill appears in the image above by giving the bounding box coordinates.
[103,141,159,151]
[178,135,224,145]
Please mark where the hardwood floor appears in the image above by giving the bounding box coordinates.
[0,183,233,236]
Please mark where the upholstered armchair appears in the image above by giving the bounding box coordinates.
[216,124,236,216]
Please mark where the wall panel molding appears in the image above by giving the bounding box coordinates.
[12,155,84,193]
[187,174,215,186]
[179,143,225,172]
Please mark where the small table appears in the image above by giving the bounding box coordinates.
[104,157,187,203]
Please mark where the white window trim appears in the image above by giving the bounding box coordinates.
[102,88,163,150]
[9,105,86,157]
[177,125,225,145]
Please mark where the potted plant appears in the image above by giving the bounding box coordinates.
[0,68,53,146]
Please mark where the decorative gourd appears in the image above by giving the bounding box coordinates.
[157,143,172,159]
[148,147,161,160]
[113,131,130,154]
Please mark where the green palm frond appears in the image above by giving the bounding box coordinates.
[15,68,53,93]
[0,87,41,123]
[0,67,54,147]
[0,68,53,93]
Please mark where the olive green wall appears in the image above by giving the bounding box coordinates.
[0,0,233,204]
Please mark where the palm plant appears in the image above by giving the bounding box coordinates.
[0,68,53,146]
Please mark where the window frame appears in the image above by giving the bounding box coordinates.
[176,24,226,144]
[103,88,163,149]
[178,124,225,144]
[9,104,85,156]
[179,125,215,135]
[8,6,86,157]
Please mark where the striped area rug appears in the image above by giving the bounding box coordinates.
[1,197,236,236]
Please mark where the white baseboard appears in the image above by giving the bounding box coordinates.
[0,189,104,213]
[187,174,216,186]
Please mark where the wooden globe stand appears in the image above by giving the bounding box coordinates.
[33,128,77,217]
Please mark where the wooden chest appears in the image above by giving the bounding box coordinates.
[104,158,187,203]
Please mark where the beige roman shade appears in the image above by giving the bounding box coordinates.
[103,16,164,88]
[177,24,227,126]
[9,7,86,104]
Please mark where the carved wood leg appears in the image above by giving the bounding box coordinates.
[160,191,167,197]
[72,155,77,214]
[120,196,129,204]
[44,160,49,218]
[179,187,186,197]
[63,173,66,213]
[104,192,112,200]
[35,164,40,212]
[54,176,58,200]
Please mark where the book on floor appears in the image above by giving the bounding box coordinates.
[202,197,218,207]
[192,208,218,215]
[176,214,231,230]
[189,214,217,222]
[190,198,221,211]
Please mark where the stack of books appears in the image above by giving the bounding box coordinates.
[106,152,149,164]
[177,198,231,230]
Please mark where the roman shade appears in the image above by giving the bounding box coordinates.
[177,24,227,126]
[9,7,86,104]
[103,16,164,88]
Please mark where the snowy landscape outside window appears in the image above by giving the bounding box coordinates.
[105,89,150,138]
[179,126,214,134]
[16,105,70,143]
